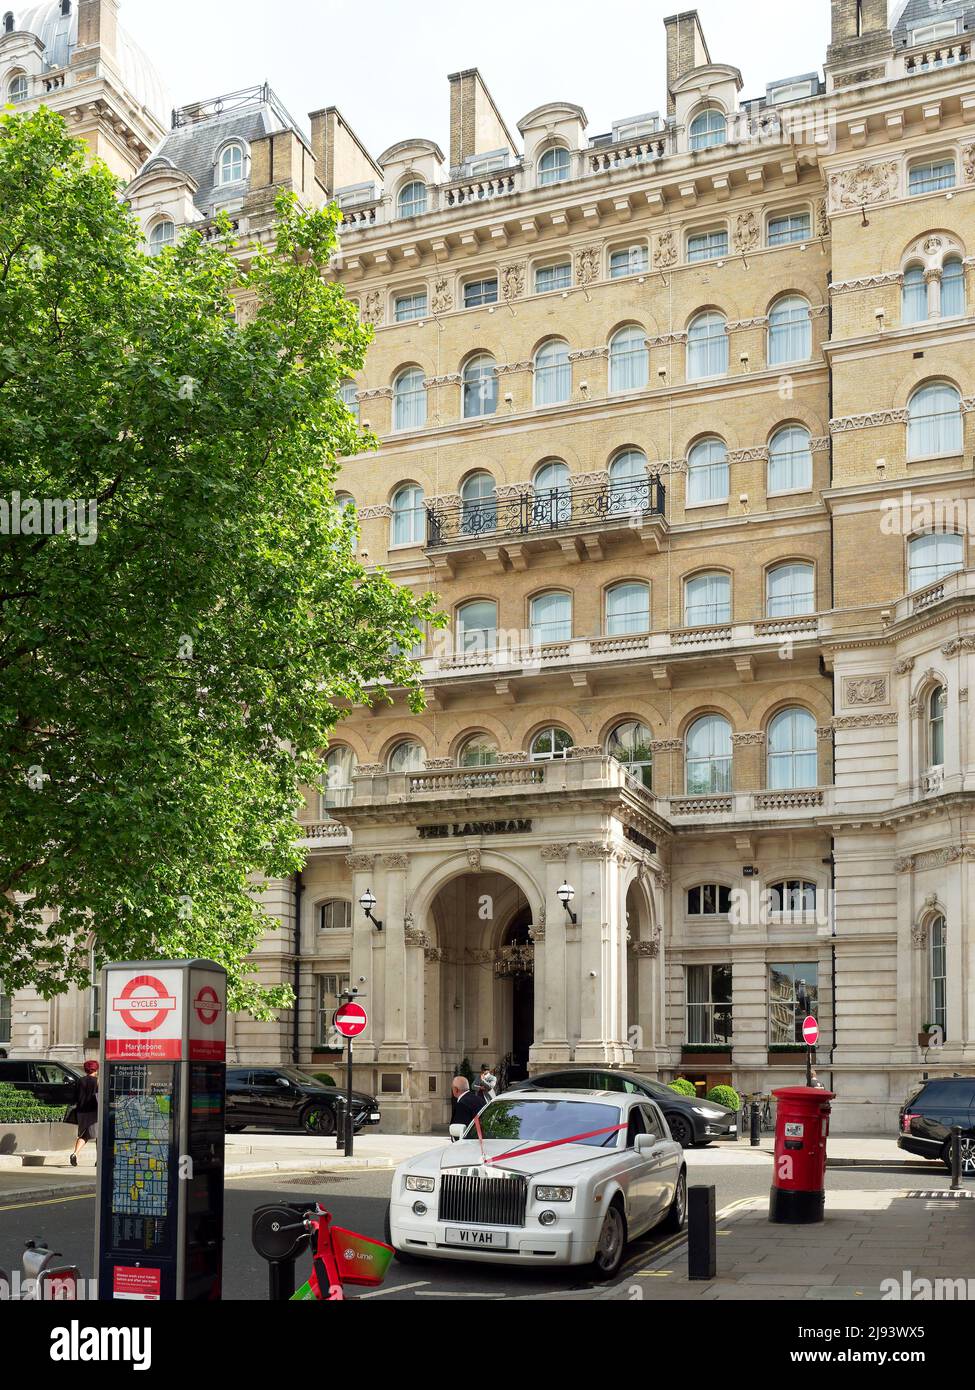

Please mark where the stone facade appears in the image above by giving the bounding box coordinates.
[5,2,975,1135]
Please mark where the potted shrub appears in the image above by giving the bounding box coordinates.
[706,1084,740,1111]
[918,1023,936,1048]
[668,1077,698,1096]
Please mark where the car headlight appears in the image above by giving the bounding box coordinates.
[692,1106,723,1119]
[534,1185,574,1203]
[405,1175,435,1193]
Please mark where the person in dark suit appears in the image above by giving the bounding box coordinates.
[450,1076,485,1129]
[70,1060,99,1166]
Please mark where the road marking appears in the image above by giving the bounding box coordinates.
[356,1280,430,1299]
[414,1289,507,1298]
[0,1193,95,1213]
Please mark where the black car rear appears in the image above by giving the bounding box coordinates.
[225,1066,381,1136]
[516,1068,737,1148]
[0,1059,81,1108]
[898,1076,975,1174]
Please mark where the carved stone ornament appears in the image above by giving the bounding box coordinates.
[424,945,444,963]
[345,854,376,871]
[832,713,898,730]
[356,505,392,521]
[431,277,453,313]
[631,939,660,958]
[653,231,678,268]
[541,844,570,861]
[963,144,975,184]
[895,658,916,675]
[911,922,928,949]
[501,263,526,300]
[528,923,546,943]
[943,638,975,658]
[828,160,899,213]
[733,210,760,253]
[361,290,384,326]
[575,245,601,286]
[731,732,766,747]
[355,764,384,777]
[466,848,481,872]
[405,918,429,948]
[577,841,611,859]
[829,409,909,433]
[382,854,408,869]
[844,676,889,707]
[816,200,829,238]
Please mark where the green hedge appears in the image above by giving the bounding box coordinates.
[706,1084,740,1110]
[0,1081,67,1124]
[312,1072,337,1088]
[668,1077,698,1097]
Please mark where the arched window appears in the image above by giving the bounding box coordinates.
[687,438,729,506]
[530,591,572,645]
[769,881,816,915]
[530,727,574,761]
[928,686,946,768]
[908,382,962,459]
[388,740,426,774]
[941,257,965,318]
[686,715,732,794]
[538,146,570,186]
[689,108,727,151]
[8,72,28,103]
[218,142,246,186]
[902,264,927,324]
[457,600,497,654]
[768,425,813,493]
[390,483,425,546]
[532,459,571,526]
[534,339,571,406]
[930,913,947,1038]
[459,734,499,767]
[393,368,427,430]
[339,381,359,422]
[908,532,964,591]
[687,884,732,915]
[767,708,817,789]
[461,472,497,534]
[687,312,728,380]
[609,325,648,393]
[608,721,653,789]
[321,746,357,815]
[148,219,176,255]
[685,572,731,626]
[606,581,650,635]
[766,562,815,618]
[335,491,356,515]
[462,354,498,418]
[397,181,427,218]
[319,900,353,931]
[609,449,649,511]
[768,295,811,365]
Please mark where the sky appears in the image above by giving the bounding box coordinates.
[120,0,833,157]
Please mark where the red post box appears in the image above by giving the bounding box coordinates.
[769,1085,834,1224]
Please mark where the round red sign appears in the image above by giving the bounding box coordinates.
[333,1002,368,1038]
[802,1015,819,1046]
[194,985,222,1026]
[112,974,178,1034]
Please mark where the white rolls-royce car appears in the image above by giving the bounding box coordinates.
[384,1090,687,1279]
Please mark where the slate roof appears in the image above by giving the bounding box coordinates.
[890,0,975,44]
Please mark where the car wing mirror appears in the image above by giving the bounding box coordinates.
[449,1123,466,1142]
[276,1077,290,1088]
[634,1133,657,1154]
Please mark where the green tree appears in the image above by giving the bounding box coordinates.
[0,108,439,1014]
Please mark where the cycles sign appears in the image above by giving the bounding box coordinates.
[105,965,226,1061]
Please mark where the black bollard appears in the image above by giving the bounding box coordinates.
[335,1097,345,1150]
[750,1100,760,1147]
[951,1125,962,1190]
[688,1185,717,1281]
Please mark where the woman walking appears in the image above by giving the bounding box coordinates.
[70,1060,99,1166]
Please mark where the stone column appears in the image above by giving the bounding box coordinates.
[345,853,379,1060]
[378,855,410,1056]
[574,843,631,1066]
[533,845,570,1063]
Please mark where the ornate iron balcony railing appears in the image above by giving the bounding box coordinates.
[427,478,666,549]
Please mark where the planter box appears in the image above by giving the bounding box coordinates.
[767,1051,805,1065]
[918,1033,934,1048]
[680,1051,732,1068]
[0,1122,76,1156]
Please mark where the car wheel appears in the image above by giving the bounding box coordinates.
[591,1201,627,1281]
[667,1113,694,1148]
[301,1104,335,1137]
[384,1202,418,1264]
[660,1169,687,1234]
[942,1136,975,1177]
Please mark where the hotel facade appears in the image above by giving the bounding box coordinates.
[4,0,975,1133]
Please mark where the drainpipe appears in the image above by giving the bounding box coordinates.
[292,871,303,1065]
[825,266,837,1092]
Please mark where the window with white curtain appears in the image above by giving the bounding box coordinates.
[689,108,727,151]
[687,229,729,263]
[461,472,497,533]
[609,326,648,393]
[902,265,928,324]
[608,721,653,789]
[687,312,728,380]
[394,291,427,322]
[685,572,731,626]
[532,460,571,526]
[908,532,964,591]
[218,142,246,185]
[908,383,963,458]
[686,438,729,505]
[464,277,498,308]
[930,914,947,1038]
[398,181,427,218]
[941,257,965,318]
[393,368,426,430]
[909,159,955,196]
[457,600,497,654]
[321,746,357,815]
[534,262,571,294]
[318,900,353,931]
[534,340,571,405]
[767,708,817,789]
[928,686,946,768]
[339,382,359,422]
[148,220,176,255]
[610,245,649,278]
[390,484,425,546]
[388,741,426,774]
[685,715,733,794]
[530,591,572,645]
[462,355,498,417]
[538,146,570,185]
[766,562,815,617]
[768,296,812,365]
[606,581,650,635]
[686,964,732,1045]
[768,425,813,493]
[768,212,811,246]
[530,727,574,761]
[608,450,649,511]
[8,73,28,103]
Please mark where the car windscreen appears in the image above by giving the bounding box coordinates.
[471,1099,622,1147]
[280,1067,327,1088]
[639,1079,681,1101]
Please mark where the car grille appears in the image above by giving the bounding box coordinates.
[438,1174,527,1228]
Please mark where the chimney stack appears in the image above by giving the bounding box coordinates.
[73,0,119,65]
[664,10,711,115]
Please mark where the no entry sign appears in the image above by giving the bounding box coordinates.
[334,1002,368,1038]
[802,1015,820,1047]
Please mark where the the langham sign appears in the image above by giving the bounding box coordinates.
[417,819,533,840]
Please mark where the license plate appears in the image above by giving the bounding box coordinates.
[444,1227,509,1249]
[369,1112,381,1121]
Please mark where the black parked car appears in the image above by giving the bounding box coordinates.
[225,1066,381,1137]
[898,1075,975,1175]
[514,1069,737,1148]
[0,1058,81,1108]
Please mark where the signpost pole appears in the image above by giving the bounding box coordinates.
[806,1045,812,1088]
[345,1031,354,1159]
[333,992,367,1159]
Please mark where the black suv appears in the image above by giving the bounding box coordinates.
[515,1068,737,1148]
[0,1059,81,1108]
[898,1075,975,1175]
[225,1066,381,1136]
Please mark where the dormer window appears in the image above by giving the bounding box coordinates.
[3,13,13,34]
[148,219,176,255]
[612,114,659,143]
[218,142,246,186]
[911,20,958,46]
[689,108,727,152]
[397,181,427,218]
[768,81,814,104]
[8,73,28,104]
[468,152,508,176]
[537,146,570,186]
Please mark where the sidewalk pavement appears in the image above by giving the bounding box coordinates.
[601,1185,975,1301]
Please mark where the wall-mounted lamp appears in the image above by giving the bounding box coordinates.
[557,881,577,925]
[579,380,590,397]
[657,367,668,384]
[359,888,384,932]
[860,203,870,228]
[740,351,750,370]
[874,307,885,331]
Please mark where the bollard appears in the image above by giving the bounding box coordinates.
[335,1098,346,1151]
[750,1101,760,1147]
[951,1125,962,1190]
[687,1185,717,1281]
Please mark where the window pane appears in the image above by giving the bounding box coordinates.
[394,293,427,322]
[687,314,728,379]
[394,370,427,430]
[941,258,965,318]
[687,230,729,263]
[908,385,962,458]
[768,962,818,1044]
[908,532,963,591]
[538,147,570,185]
[391,485,425,545]
[686,716,732,793]
[690,109,726,151]
[458,601,497,652]
[607,721,653,788]
[766,563,814,617]
[768,213,811,246]
[767,708,817,789]
[535,262,571,294]
[464,278,499,308]
[609,327,648,392]
[685,572,731,626]
[902,265,927,325]
[535,342,571,405]
[909,160,955,195]
[606,582,650,635]
[398,182,427,217]
[610,246,649,278]
[768,427,813,493]
[530,592,572,644]
[463,356,498,417]
[769,297,811,365]
[687,438,729,504]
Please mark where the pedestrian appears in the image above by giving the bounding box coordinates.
[69,1060,99,1166]
[808,1067,826,1090]
[450,1075,485,1130]
[477,1063,497,1101]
